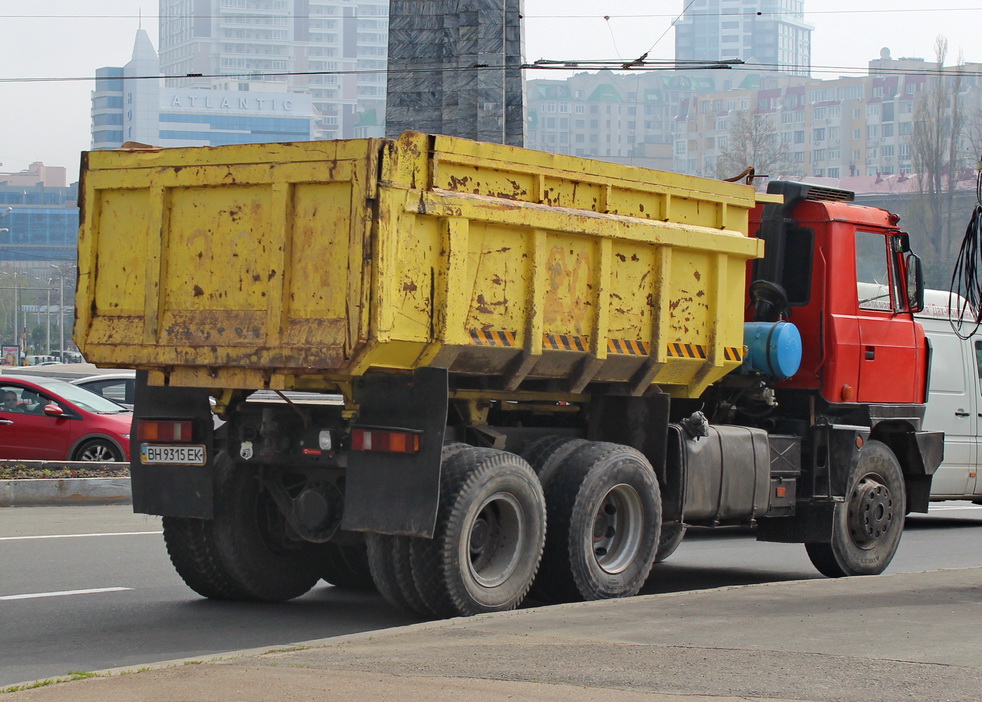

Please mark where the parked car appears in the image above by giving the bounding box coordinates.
[0,375,132,461]
[71,372,136,410]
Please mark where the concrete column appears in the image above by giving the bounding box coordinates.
[385,0,525,146]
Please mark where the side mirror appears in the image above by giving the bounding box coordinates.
[43,403,64,417]
[906,253,924,313]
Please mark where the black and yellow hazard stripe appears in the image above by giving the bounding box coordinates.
[607,338,651,356]
[469,329,517,347]
[468,329,744,362]
[542,333,588,352]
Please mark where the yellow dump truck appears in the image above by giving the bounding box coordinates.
[76,132,940,617]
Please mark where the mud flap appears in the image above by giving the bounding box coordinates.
[130,371,216,518]
[342,367,449,538]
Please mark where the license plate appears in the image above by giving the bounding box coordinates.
[140,444,206,465]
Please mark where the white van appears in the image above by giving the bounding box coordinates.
[917,289,982,502]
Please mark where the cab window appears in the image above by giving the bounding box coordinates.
[856,230,900,312]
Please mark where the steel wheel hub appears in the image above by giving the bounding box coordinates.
[592,484,643,574]
[848,476,894,548]
[467,492,525,588]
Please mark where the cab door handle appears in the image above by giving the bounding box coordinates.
[955,410,971,417]
[0,419,12,425]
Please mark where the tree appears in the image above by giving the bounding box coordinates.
[908,37,967,287]
[715,111,797,188]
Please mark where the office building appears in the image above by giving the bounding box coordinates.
[0,165,78,265]
[157,0,388,140]
[92,29,315,151]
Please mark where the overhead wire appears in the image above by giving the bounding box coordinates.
[949,161,982,338]
[1,58,980,85]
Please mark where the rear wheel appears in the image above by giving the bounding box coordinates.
[162,453,320,601]
[74,438,122,462]
[654,522,687,563]
[805,440,905,577]
[521,435,589,490]
[535,442,661,603]
[367,533,430,615]
[410,447,546,618]
[318,540,376,592]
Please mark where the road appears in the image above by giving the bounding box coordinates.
[2,502,981,688]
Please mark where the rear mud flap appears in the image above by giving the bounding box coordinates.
[342,367,449,538]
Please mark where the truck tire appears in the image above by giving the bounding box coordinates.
[318,541,376,592]
[654,522,687,563]
[535,442,661,603]
[162,452,320,602]
[410,447,546,618]
[521,435,589,489]
[162,516,247,600]
[805,440,906,577]
[367,534,413,612]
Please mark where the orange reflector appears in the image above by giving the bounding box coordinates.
[775,486,787,498]
[137,420,194,442]
[351,428,421,454]
[971,472,978,478]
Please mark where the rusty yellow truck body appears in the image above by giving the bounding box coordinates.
[76,131,764,399]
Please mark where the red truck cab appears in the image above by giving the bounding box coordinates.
[748,182,927,405]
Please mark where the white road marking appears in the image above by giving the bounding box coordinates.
[0,587,133,601]
[0,531,163,542]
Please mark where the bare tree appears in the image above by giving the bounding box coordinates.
[715,111,797,187]
[909,37,966,284]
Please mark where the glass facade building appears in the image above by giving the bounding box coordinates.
[92,30,315,151]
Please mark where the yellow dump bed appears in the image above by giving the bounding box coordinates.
[76,132,764,397]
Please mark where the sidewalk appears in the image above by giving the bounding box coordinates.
[6,567,982,701]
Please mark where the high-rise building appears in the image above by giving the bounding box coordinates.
[674,0,813,76]
[157,0,388,140]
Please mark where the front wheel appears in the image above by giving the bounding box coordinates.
[805,439,906,577]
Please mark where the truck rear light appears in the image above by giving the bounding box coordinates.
[137,420,194,442]
[350,428,421,454]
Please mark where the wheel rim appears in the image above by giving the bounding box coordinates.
[847,473,895,549]
[466,491,526,588]
[592,483,644,574]
[80,443,115,461]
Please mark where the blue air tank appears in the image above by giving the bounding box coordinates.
[742,322,802,380]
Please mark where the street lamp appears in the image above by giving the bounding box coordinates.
[49,263,76,361]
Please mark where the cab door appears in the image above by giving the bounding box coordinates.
[854,230,919,403]
[0,383,72,460]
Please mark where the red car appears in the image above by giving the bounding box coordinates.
[0,374,132,461]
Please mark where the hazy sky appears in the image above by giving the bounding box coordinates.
[1,0,980,181]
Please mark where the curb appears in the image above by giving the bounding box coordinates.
[0,478,131,507]
[0,471,131,508]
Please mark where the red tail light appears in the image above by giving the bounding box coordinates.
[350,428,421,454]
[138,420,194,442]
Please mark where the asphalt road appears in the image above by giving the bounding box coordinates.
[2,502,981,688]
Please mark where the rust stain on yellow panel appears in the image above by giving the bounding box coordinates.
[77,132,766,396]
